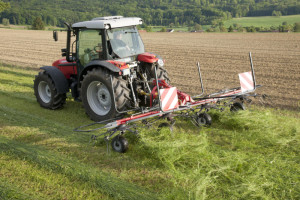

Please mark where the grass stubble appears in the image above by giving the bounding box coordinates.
[0,63,299,199]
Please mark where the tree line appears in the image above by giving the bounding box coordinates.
[0,0,300,27]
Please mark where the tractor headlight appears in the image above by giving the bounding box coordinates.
[157,59,164,67]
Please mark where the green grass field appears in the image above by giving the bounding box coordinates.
[0,63,299,199]
[224,14,300,28]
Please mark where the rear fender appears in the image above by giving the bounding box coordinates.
[79,61,121,87]
[137,52,162,63]
[40,66,69,94]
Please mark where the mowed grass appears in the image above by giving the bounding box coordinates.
[224,14,300,28]
[0,62,299,199]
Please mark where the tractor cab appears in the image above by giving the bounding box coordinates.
[63,16,144,66]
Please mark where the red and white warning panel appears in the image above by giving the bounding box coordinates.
[159,87,179,111]
[239,71,254,92]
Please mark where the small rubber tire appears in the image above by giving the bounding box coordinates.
[158,122,170,128]
[197,113,212,127]
[111,135,129,153]
[34,71,66,109]
[230,102,245,112]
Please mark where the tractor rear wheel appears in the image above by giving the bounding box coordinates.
[81,68,131,121]
[34,71,66,109]
[147,63,170,83]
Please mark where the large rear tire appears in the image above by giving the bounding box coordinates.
[34,71,66,109]
[151,64,170,83]
[145,63,170,83]
[81,68,131,122]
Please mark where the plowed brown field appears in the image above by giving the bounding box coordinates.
[0,29,299,109]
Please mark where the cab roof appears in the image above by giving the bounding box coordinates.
[72,16,143,29]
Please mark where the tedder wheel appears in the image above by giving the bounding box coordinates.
[34,71,66,109]
[81,68,131,122]
[230,102,246,112]
[196,113,212,127]
[158,122,171,131]
[111,135,129,153]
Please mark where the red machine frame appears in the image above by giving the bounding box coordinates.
[75,53,262,152]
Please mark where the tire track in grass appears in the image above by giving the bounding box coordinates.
[0,136,159,200]
[0,178,42,200]
[0,153,111,200]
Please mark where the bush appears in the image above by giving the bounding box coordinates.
[145,26,152,32]
[220,26,227,32]
[160,27,167,32]
[238,27,246,32]
[206,27,214,32]
[294,22,300,32]
[2,18,9,26]
[246,26,256,32]
[194,23,202,31]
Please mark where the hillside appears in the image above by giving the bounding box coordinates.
[224,14,300,28]
[1,0,300,27]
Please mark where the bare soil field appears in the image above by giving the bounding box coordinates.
[0,29,299,109]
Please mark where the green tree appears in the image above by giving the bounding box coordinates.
[272,10,282,16]
[2,18,9,26]
[228,25,234,32]
[0,1,10,13]
[32,17,45,30]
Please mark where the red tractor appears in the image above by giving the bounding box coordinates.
[34,16,169,121]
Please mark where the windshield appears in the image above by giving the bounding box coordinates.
[107,26,144,59]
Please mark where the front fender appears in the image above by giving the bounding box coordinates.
[40,66,69,94]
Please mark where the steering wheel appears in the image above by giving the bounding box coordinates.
[94,44,103,59]
[94,45,102,53]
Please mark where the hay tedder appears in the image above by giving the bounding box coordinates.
[34,16,262,153]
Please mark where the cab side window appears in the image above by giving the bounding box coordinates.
[77,29,103,66]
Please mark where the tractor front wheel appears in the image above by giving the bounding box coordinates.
[34,71,66,109]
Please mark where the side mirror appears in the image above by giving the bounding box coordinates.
[53,31,58,41]
[61,48,67,57]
